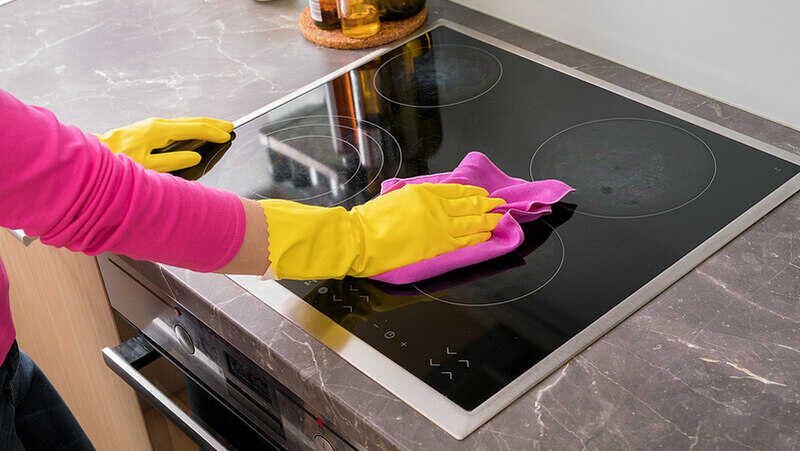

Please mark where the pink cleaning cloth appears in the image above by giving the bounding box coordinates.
[369,152,574,285]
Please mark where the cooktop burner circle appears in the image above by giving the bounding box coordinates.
[198,115,403,208]
[530,118,717,219]
[412,219,565,307]
[373,44,503,108]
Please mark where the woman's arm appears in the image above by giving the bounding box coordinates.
[215,198,269,275]
[0,89,264,274]
[0,89,503,280]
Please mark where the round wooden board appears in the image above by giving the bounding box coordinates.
[299,6,427,50]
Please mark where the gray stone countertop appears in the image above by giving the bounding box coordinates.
[3,0,800,449]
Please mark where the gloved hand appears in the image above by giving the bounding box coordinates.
[97,117,233,172]
[260,183,505,280]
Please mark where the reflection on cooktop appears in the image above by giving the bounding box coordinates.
[175,116,403,209]
[260,134,362,202]
[374,44,503,108]
[530,118,717,218]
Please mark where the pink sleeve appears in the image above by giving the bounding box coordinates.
[0,89,245,272]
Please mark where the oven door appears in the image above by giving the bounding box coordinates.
[103,335,263,450]
[97,254,355,451]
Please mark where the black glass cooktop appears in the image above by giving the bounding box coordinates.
[182,27,800,411]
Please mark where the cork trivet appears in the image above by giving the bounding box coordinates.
[299,6,427,50]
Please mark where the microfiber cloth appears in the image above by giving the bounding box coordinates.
[369,152,575,285]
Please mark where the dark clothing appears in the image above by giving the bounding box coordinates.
[0,342,94,451]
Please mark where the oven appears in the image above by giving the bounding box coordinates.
[97,254,353,451]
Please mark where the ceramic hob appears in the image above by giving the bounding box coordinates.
[176,22,800,439]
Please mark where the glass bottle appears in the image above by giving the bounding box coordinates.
[380,0,425,21]
[309,0,340,30]
[337,0,381,39]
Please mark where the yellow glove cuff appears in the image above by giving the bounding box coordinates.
[259,200,361,280]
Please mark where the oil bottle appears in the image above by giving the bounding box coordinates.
[380,0,425,21]
[308,0,340,30]
[339,0,381,39]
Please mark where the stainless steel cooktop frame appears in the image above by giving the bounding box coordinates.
[228,20,800,440]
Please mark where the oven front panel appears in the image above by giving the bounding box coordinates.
[97,254,354,451]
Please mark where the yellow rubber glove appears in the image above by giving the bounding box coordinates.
[97,117,233,172]
[260,183,505,280]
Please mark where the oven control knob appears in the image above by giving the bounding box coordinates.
[174,324,195,355]
[313,434,335,451]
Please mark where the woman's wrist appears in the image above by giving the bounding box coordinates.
[214,198,270,275]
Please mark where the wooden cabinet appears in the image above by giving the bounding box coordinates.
[0,231,154,450]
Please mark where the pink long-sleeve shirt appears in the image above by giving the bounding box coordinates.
[0,89,246,364]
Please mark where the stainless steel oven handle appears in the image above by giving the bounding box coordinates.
[102,347,229,451]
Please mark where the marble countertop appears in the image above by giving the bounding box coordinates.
[3,0,799,449]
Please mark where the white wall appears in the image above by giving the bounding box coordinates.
[452,0,800,130]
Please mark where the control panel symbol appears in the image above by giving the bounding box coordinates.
[333,295,343,302]
[359,295,370,302]
[400,342,407,347]
[317,287,329,294]
[342,305,353,312]
[441,371,453,380]
[446,347,457,355]
[429,359,440,367]
[348,285,358,292]
[384,331,396,339]
[459,359,470,368]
